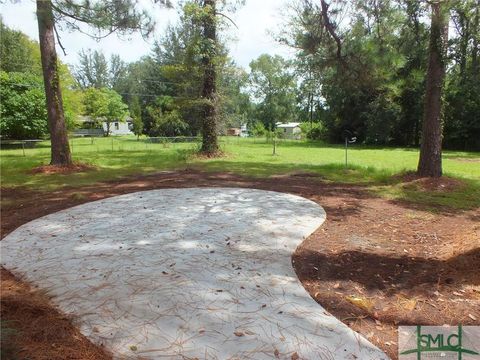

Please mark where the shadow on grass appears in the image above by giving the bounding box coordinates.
[375,177,480,212]
[2,144,478,212]
[199,160,395,184]
[1,149,194,190]
[242,139,480,156]
[197,160,480,212]
[442,152,480,160]
[248,139,425,153]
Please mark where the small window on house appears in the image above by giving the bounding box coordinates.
[114,122,119,130]
[284,128,287,133]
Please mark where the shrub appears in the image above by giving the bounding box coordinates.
[151,110,189,137]
[0,71,48,139]
[250,121,266,137]
[301,122,328,141]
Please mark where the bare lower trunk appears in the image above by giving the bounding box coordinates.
[417,2,448,178]
[37,0,72,166]
[200,0,219,155]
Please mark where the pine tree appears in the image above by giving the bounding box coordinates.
[35,0,159,165]
[417,1,449,177]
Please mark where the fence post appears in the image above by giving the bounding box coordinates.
[345,137,348,169]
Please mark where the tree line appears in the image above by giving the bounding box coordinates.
[1,0,478,178]
[280,0,479,175]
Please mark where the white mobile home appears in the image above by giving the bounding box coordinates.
[102,120,133,136]
[276,122,302,139]
[74,116,134,137]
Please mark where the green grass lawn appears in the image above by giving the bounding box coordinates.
[1,136,479,210]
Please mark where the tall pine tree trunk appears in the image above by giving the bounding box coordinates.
[417,1,449,177]
[37,0,72,166]
[200,0,219,155]
[472,1,479,75]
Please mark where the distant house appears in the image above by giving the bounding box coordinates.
[74,116,133,137]
[227,128,241,136]
[276,122,302,139]
[226,124,249,137]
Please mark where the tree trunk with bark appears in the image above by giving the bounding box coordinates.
[417,1,449,177]
[200,0,219,155]
[36,0,72,166]
[472,1,479,75]
[320,0,343,63]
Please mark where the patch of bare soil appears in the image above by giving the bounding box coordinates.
[1,169,479,360]
[294,197,479,359]
[193,149,227,159]
[394,172,465,192]
[29,162,96,175]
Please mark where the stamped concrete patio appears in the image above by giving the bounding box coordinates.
[1,188,388,359]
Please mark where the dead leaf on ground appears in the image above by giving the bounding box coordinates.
[397,295,417,311]
[346,295,374,312]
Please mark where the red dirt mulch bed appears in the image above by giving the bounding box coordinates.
[1,169,479,360]
[193,149,228,160]
[29,162,97,175]
[394,172,466,192]
[1,269,111,360]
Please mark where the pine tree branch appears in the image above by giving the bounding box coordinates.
[216,12,238,29]
[319,0,342,61]
[53,23,67,56]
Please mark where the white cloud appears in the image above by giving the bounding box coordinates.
[0,0,293,69]
[227,0,293,68]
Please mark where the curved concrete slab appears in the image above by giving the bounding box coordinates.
[1,188,387,359]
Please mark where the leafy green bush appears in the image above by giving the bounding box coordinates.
[131,115,144,138]
[250,121,266,137]
[265,127,284,141]
[301,122,328,141]
[151,110,189,137]
[0,71,48,139]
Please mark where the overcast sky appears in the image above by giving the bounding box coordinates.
[0,0,293,69]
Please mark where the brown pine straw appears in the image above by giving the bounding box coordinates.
[1,268,111,360]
